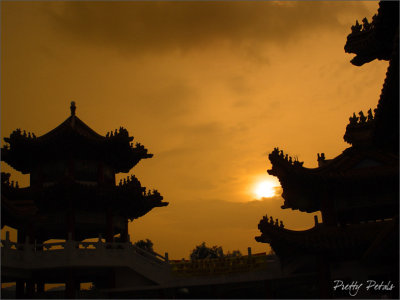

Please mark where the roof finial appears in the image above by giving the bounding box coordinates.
[70,101,76,116]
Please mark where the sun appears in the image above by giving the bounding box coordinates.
[253,179,278,199]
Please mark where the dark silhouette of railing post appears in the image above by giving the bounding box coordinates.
[26,279,35,298]
[65,269,80,299]
[15,280,25,299]
[106,207,114,243]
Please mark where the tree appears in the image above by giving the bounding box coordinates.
[190,242,223,260]
[134,239,154,253]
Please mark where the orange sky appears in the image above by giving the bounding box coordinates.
[1,1,387,259]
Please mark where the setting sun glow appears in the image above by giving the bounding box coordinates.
[254,180,277,199]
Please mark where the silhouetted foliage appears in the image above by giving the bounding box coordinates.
[190,242,243,260]
[190,242,224,260]
[134,239,154,253]
[225,250,242,257]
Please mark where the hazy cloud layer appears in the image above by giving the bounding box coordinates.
[131,195,318,257]
[47,1,372,54]
[1,1,385,258]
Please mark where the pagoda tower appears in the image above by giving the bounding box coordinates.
[256,2,398,298]
[1,102,168,298]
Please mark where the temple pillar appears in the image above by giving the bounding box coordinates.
[106,208,114,243]
[38,166,43,187]
[76,281,81,298]
[67,159,75,180]
[26,280,35,298]
[34,243,45,295]
[97,162,104,184]
[321,195,336,226]
[157,288,166,299]
[106,269,116,289]
[65,279,74,299]
[264,280,273,298]
[15,280,25,299]
[36,281,45,294]
[17,230,26,244]
[66,198,75,240]
[121,218,129,242]
[36,238,43,252]
[26,224,35,245]
[317,255,332,298]
[65,270,80,299]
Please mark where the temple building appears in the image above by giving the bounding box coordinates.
[1,102,169,298]
[256,2,399,298]
[2,2,399,299]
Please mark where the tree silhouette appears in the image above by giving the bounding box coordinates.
[190,242,224,260]
[134,239,154,253]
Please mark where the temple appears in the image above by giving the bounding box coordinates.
[256,2,399,298]
[1,102,169,298]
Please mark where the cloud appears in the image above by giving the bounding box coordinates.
[131,193,318,257]
[45,1,372,55]
[129,81,198,119]
[148,195,316,234]
[159,197,281,231]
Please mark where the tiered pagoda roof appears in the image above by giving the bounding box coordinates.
[264,1,399,218]
[257,1,399,282]
[1,102,168,240]
[2,102,152,174]
[268,147,398,221]
[344,1,399,151]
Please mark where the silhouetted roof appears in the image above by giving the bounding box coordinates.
[2,104,152,173]
[267,147,399,214]
[256,0,399,272]
[37,115,105,142]
[1,172,168,239]
[344,1,398,66]
[1,190,38,230]
[344,1,399,151]
[256,216,398,260]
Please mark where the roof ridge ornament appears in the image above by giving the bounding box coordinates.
[70,101,76,116]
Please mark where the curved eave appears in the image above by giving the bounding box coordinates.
[114,149,153,173]
[268,148,398,212]
[2,181,168,226]
[344,29,376,66]
[115,184,168,219]
[270,147,398,178]
[1,148,30,174]
[1,192,38,229]
[256,218,396,259]
[344,1,398,66]
[343,121,374,146]
[127,195,169,221]
[2,130,153,174]
[28,181,168,219]
[1,184,35,203]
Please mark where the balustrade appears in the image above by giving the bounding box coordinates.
[3,232,274,277]
[170,254,276,276]
[1,233,168,267]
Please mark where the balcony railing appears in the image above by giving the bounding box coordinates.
[1,234,168,269]
[170,254,277,276]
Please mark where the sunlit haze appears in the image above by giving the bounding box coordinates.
[254,181,277,199]
[1,1,384,260]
